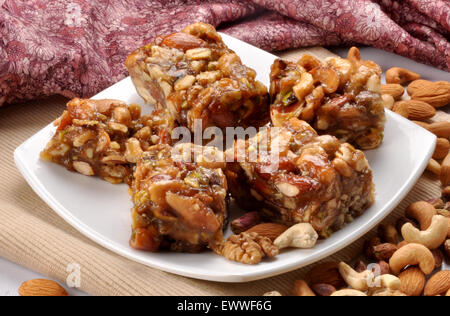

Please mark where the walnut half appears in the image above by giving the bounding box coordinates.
[219,232,279,265]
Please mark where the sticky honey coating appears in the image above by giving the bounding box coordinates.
[226,118,375,238]
[40,98,174,184]
[130,143,228,253]
[270,48,386,150]
[125,22,270,132]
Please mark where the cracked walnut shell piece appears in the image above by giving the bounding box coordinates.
[220,232,279,264]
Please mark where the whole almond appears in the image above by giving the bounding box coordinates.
[433,138,450,160]
[427,158,441,176]
[412,120,430,130]
[392,100,409,118]
[312,283,336,296]
[373,243,398,260]
[399,267,426,296]
[381,84,404,100]
[424,270,450,296]
[386,67,421,85]
[407,80,450,108]
[441,153,450,186]
[245,223,289,241]
[306,262,347,289]
[18,279,68,296]
[444,240,449,258]
[364,236,382,259]
[393,100,435,121]
[426,121,450,138]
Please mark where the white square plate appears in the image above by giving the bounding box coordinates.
[14,34,437,282]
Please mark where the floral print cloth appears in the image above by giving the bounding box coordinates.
[0,0,449,106]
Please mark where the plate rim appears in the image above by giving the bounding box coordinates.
[13,35,438,282]
[14,110,436,282]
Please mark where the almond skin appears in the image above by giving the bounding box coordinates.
[441,153,450,186]
[393,100,436,121]
[399,267,426,296]
[412,120,430,130]
[381,84,404,100]
[424,270,450,296]
[245,223,289,241]
[160,32,205,51]
[426,122,450,138]
[373,243,398,260]
[407,80,450,108]
[433,138,450,160]
[392,100,409,118]
[306,262,347,289]
[18,279,69,297]
[312,283,336,296]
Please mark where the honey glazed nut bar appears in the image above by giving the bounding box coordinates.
[269,47,386,150]
[130,143,228,253]
[41,98,174,184]
[125,22,270,132]
[225,118,375,238]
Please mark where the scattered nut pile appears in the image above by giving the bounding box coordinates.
[380,67,450,190]
[264,194,450,296]
[223,218,319,264]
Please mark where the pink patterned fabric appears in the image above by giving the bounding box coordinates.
[0,0,449,106]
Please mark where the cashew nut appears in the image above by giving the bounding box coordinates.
[373,274,401,291]
[274,223,318,249]
[405,201,437,230]
[401,215,448,249]
[292,72,314,101]
[370,289,406,296]
[338,262,374,291]
[331,289,366,296]
[389,243,435,275]
[293,280,315,296]
[424,271,450,296]
[385,67,420,85]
